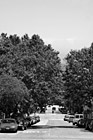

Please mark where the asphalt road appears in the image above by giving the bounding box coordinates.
[0,113,93,140]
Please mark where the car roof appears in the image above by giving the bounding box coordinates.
[75,114,83,116]
[69,115,74,117]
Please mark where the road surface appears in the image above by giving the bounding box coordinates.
[0,113,93,140]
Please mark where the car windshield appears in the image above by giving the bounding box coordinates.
[1,119,16,123]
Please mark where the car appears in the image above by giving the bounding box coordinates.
[64,114,70,121]
[64,114,74,122]
[25,116,35,127]
[52,107,56,113]
[73,114,83,125]
[11,113,28,130]
[0,118,18,132]
[77,118,85,128]
[68,115,75,123]
[16,117,28,130]
[34,115,40,124]
[26,114,40,127]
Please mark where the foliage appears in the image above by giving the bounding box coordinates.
[0,33,63,111]
[63,44,93,113]
[0,74,29,117]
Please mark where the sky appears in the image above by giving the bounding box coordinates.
[0,0,93,61]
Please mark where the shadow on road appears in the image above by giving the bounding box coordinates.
[80,128,93,133]
[29,125,78,129]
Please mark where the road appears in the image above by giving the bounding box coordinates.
[0,113,93,140]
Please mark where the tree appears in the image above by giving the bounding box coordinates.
[62,45,93,113]
[0,74,29,117]
[0,33,63,110]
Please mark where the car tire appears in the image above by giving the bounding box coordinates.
[24,126,27,130]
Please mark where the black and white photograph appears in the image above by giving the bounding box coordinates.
[0,0,93,139]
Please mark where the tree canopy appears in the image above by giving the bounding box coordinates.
[63,44,93,113]
[0,33,63,112]
[0,74,29,117]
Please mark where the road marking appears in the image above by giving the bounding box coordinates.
[23,130,47,133]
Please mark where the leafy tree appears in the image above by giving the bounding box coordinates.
[0,74,29,117]
[0,33,63,111]
[63,45,93,113]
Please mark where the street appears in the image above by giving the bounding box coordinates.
[0,114,93,140]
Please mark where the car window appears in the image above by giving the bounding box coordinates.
[80,115,83,118]
[52,107,56,110]
[75,115,79,118]
[1,119,16,123]
[70,116,74,118]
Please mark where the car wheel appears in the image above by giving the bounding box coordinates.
[24,126,27,130]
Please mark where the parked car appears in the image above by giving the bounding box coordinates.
[0,118,18,132]
[26,114,40,127]
[16,117,28,130]
[68,115,75,123]
[26,116,35,127]
[64,114,74,122]
[77,118,85,128]
[34,115,40,123]
[73,114,83,125]
[11,113,29,130]
[52,107,56,113]
[64,114,70,121]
